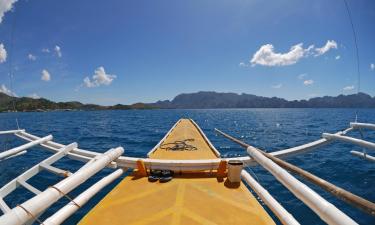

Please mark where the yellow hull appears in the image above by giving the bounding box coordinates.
[79,119,275,225]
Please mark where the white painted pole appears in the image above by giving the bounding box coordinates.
[0,147,124,225]
[0,130,25,135]
[2,151,27,160]
[0,135,53,160]
[15,129,355,171]
[241,170,300,225]
[350,122,375,130]
[323,133,375,151]
[43,169,124,225]
[350,151,375,162]
[246,146,358,225]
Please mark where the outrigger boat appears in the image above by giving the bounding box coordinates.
[0,119,374,225]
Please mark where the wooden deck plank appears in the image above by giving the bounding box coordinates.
[79,119,275,225]
[149,119,218,160]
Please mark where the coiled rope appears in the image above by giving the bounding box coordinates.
[160,139,197,151]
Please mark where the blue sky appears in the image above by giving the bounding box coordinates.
[0,0,374,105]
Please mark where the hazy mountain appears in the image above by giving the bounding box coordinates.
[1,91,374,112]
[150,91,375,108]
[0,93,153,112]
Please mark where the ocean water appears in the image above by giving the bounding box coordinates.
[0,109,374,225]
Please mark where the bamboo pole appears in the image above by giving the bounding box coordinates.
[0,135,53,160]
[215,128,375,216]
[350,122,375,131]
[350,151,375,163]
[323,133,375,151]
[0,130,25,135]
[43,168,125,225]
[0,147,124,225]
[241,170,300,225]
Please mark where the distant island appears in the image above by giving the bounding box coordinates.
[1,91,375,112]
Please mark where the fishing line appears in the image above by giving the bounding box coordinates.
[343,0,361,122]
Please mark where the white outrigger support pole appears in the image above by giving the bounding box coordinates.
[43,168,125,225]
[322,133,375,151]
[0,135,53,161]
[246,145,358,225]
[13,128,352,171]
[350,151,375,162]
[0,143,78,214]
[350,122,375,131]
[0,130,25,135]
[0,147,124,225]
[241,170,300,225]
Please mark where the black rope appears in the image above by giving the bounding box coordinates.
[160,139,197,151]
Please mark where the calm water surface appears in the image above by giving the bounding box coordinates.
[0,109,374,225]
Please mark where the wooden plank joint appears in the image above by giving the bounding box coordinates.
[217,160,227,178]
[136,160,148,177]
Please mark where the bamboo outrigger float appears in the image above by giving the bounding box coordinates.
[0,118,374,224]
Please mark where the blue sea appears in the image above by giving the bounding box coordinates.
[0,109,374,225]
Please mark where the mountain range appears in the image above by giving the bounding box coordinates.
[150,91,375,108]
[1,91,375,112]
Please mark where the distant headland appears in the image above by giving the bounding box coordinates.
[1,91,375,112]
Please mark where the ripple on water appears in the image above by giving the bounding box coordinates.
[0,109,374,225]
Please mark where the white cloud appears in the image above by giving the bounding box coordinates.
[250,43,313,66]
[371,63,375,71]
[271,83,283,89]
[0,84,17,96]
[0,0,17,24]
[248,40,338,67]
[28,93,40,99]
[42,48,50,53]
[315,40,338,56]
[54,45,62,57]
[297,73,307,80]
[343,85,355,91]
[239,62,247,67]
[303,79,314,86]
[335,55,341,60]
[41,69,51,81]
[83,77,95,88]
[0,43,7,63]
[28,53,36,61]
[83,66,116,88]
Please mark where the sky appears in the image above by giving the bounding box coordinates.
[0,0,374,105]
